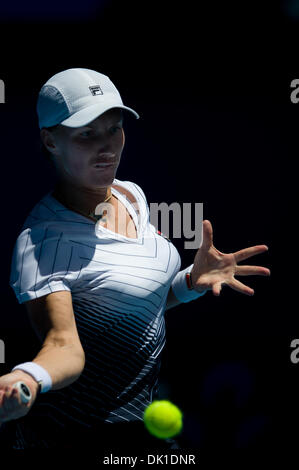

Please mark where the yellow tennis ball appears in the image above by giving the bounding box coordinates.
[143,400,183,439]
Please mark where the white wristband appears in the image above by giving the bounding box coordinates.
[11,362,52,393]
[171,264,207,303]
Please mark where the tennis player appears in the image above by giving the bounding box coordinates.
[0,68,270,453]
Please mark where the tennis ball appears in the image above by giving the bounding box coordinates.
[143,400,183,439]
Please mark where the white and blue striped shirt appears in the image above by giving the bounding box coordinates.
[9,178,181,447]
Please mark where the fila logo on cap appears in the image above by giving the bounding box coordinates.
[89,85,103,96]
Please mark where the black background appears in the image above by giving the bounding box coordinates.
[0,0,298,462]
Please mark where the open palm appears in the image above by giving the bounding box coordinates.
[191,220,270,296]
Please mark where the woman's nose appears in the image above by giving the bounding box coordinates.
[95,135,116,154]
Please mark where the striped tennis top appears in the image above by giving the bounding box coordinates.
[9,178,181,448]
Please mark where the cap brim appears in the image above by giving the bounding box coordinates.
[60,102,139,128]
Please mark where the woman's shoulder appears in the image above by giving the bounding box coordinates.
[15,192,68,244]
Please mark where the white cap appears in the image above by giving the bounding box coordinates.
[37,68,139,129]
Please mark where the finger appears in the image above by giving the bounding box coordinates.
[0,389,9,409]
[0,390,4,407]
[11,385,23,406]
[2,389,19,412]
[4,386,16,400]
[4,386,22,410]
[3,387,11,401]
[227,278,254,296]
[9,387,20,404]
[235,265,271,276]
[234,245,268,263]
[0,390,11,420]
[212,281,222,296]
[201,220,213,250]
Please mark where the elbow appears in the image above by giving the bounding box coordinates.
[77,345,85,376]
[64,346,85,386]
[64,342,86,379]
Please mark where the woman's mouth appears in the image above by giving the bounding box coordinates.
[92,162,115,169]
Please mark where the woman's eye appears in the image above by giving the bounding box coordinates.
[110,126,121,135]
[80,130,93,138]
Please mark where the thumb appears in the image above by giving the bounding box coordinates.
[212,281,222,296]
[201,219,213,250]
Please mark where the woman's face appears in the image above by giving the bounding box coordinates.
[43,108,125,189]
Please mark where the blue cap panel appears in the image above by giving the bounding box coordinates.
[37,85,70,129]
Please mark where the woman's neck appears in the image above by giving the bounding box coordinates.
[52,179,113,216]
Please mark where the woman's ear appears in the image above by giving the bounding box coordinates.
[40,128,59,156]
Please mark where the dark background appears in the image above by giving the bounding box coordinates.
[0,0,298,461]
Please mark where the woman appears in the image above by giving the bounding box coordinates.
[0,68,270,455]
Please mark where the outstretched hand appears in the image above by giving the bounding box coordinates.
[191,220,270,296]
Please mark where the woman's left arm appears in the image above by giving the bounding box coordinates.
[165,286,182,311]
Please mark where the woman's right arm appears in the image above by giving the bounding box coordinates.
[0,290,85,425]
[24,290,85,390]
